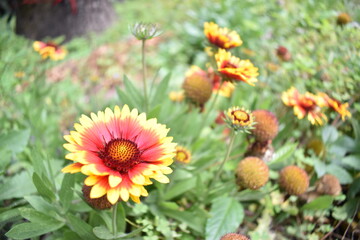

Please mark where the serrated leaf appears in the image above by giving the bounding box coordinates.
[269,143,297,170]
[59,174,75,212]
[326,165,352,184]
[67,213,99,240]
[32,172,56,202]
[302,196,334,211]
[0,129,31,153]
[0,171,36,201]
[205,196,244,240]
[6,221,64,239]
[93,225,145,239]
[313,159,327,177]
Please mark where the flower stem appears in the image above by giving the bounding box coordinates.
[112,202,119,236]
[141,39,148,112]
[194,81,224,141]
[211,131,236,185]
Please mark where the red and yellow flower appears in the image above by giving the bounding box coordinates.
[317,92,351,120]
[208,67,235,97]
[204,22,242,49]
[215,49,258,86]
[282,87,327,125]
[225,107,255,133]
[62,105,176,204]
[33,41,67,61]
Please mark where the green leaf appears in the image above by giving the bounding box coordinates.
[0,208,20,224]
[0,171,36,201]
[6,221,64,239]
[93,225,145,239]
[59,174,75,212]
[205,196,244,240]
[67,213,99,240]
[160,205,206,233]
[269,143,297,170]
[18,207,63,224]
[24,195,57,217]
[326,165,352,184]
[0,129,31,153]
[302,196,334,211]
[348,177,360,198]
[164,177,197,200]
[150,73,171,107]
[32,172,56,202]
[123,75,143,108]
[341,154,360,170]
[116,87,137,109]
[322,126,338,143]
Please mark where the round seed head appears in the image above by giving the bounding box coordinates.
[82,185,113,210]
[279,165,309,195]
[236,157,269,190]
[220,233,250,240]
[183,68,212,106]
[251,110,279,142]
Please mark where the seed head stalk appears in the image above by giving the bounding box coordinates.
[141,39,148,112]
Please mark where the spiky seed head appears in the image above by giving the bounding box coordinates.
[236,157,269,190]
[315,174,341,196]
[245,141,274,163]
[183,69,213,106]
[251,110,279,142]
[279,165,309,196]
[306,138,326,157]
[337,13,352,25]
[82,185,113,210]
[220,233,250,240]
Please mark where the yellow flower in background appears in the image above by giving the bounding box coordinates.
[317,92,351,120]
[33,41,67,61]
[62,105,176,204]
[215,49,258,86]
[282,87,327,125]
[169,91,185,102]
[175,146,191,164]
[14,71,25,78]
[204,22,242,49]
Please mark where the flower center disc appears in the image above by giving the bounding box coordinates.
[101,139,141,173]
[176,151,188,162]
[233,110,249,122]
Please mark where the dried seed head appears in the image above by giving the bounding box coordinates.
[315,174,342,196]
[220,233,250,240]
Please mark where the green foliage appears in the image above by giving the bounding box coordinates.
[1,0,359,239]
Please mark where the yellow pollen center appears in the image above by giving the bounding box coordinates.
[176,151,187,161]
[106,139,139,162]
[233,110,249,121]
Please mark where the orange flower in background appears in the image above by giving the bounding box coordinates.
[215,49,258,86]
[33,41,67,61]
[208,67,235,97]
[282,87,327,125]
[225,106,255,133]
[204,22,242,49]
[169,91,185,102]
[62,105,176,204]
[317,92,351,120]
